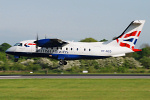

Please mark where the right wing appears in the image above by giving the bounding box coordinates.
[34,39,68,47]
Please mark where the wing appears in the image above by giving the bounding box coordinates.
[34,39,68,47]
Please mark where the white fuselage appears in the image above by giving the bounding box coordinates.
[6,40,132,60]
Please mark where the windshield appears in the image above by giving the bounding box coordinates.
[14,43,22,46]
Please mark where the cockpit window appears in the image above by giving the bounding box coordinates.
[14,43,22,46]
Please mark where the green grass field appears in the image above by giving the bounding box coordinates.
[0,79,150,100]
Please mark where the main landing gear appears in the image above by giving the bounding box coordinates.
[59,60,67,65]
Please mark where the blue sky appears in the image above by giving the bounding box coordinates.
[0,0,150,48]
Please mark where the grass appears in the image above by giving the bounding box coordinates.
[0,79,150,100]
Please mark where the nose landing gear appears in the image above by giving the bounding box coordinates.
[14,58,19,62]
[14,56,20,62]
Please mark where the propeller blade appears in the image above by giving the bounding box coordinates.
[36,34,39,51]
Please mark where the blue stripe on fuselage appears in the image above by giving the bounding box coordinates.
[6,52,109,60]
[51,54,109,60]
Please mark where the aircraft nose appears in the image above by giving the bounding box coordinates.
[5,47,16,54]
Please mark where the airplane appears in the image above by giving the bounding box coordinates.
[5,20,145,65]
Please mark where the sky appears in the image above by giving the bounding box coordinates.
[0,0,150,48]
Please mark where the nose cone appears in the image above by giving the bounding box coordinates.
[5,47,16,54]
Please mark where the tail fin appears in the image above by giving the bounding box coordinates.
[115,20,145,52]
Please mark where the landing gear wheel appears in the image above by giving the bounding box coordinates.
[64,61,67,65]
[59,60,67,65]
[59,60,64,65]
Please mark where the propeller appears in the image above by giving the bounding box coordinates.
[35,34,39,51]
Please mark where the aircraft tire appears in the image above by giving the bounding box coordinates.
[64,61,67,65]
[59,60,64,65]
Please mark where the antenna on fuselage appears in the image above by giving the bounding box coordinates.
[45,34,47,39]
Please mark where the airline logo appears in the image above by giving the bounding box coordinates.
[24,43,36,47]
[116,31,142,52]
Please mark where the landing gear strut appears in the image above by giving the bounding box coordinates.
[59,60,67,65]
[14,58,19,62]
[14,56,20,62]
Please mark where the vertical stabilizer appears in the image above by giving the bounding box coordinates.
[115,20,145,52]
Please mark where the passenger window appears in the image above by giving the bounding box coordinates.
[71,48,73,50]
[89,49,91,51]
[77,48,78,51]
[84,48,86,51]
[66,48,68,50]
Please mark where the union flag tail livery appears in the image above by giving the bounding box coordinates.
[116,20,145,52]
[6,20,145,65]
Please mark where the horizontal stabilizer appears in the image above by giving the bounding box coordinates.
[111,54,125,57]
